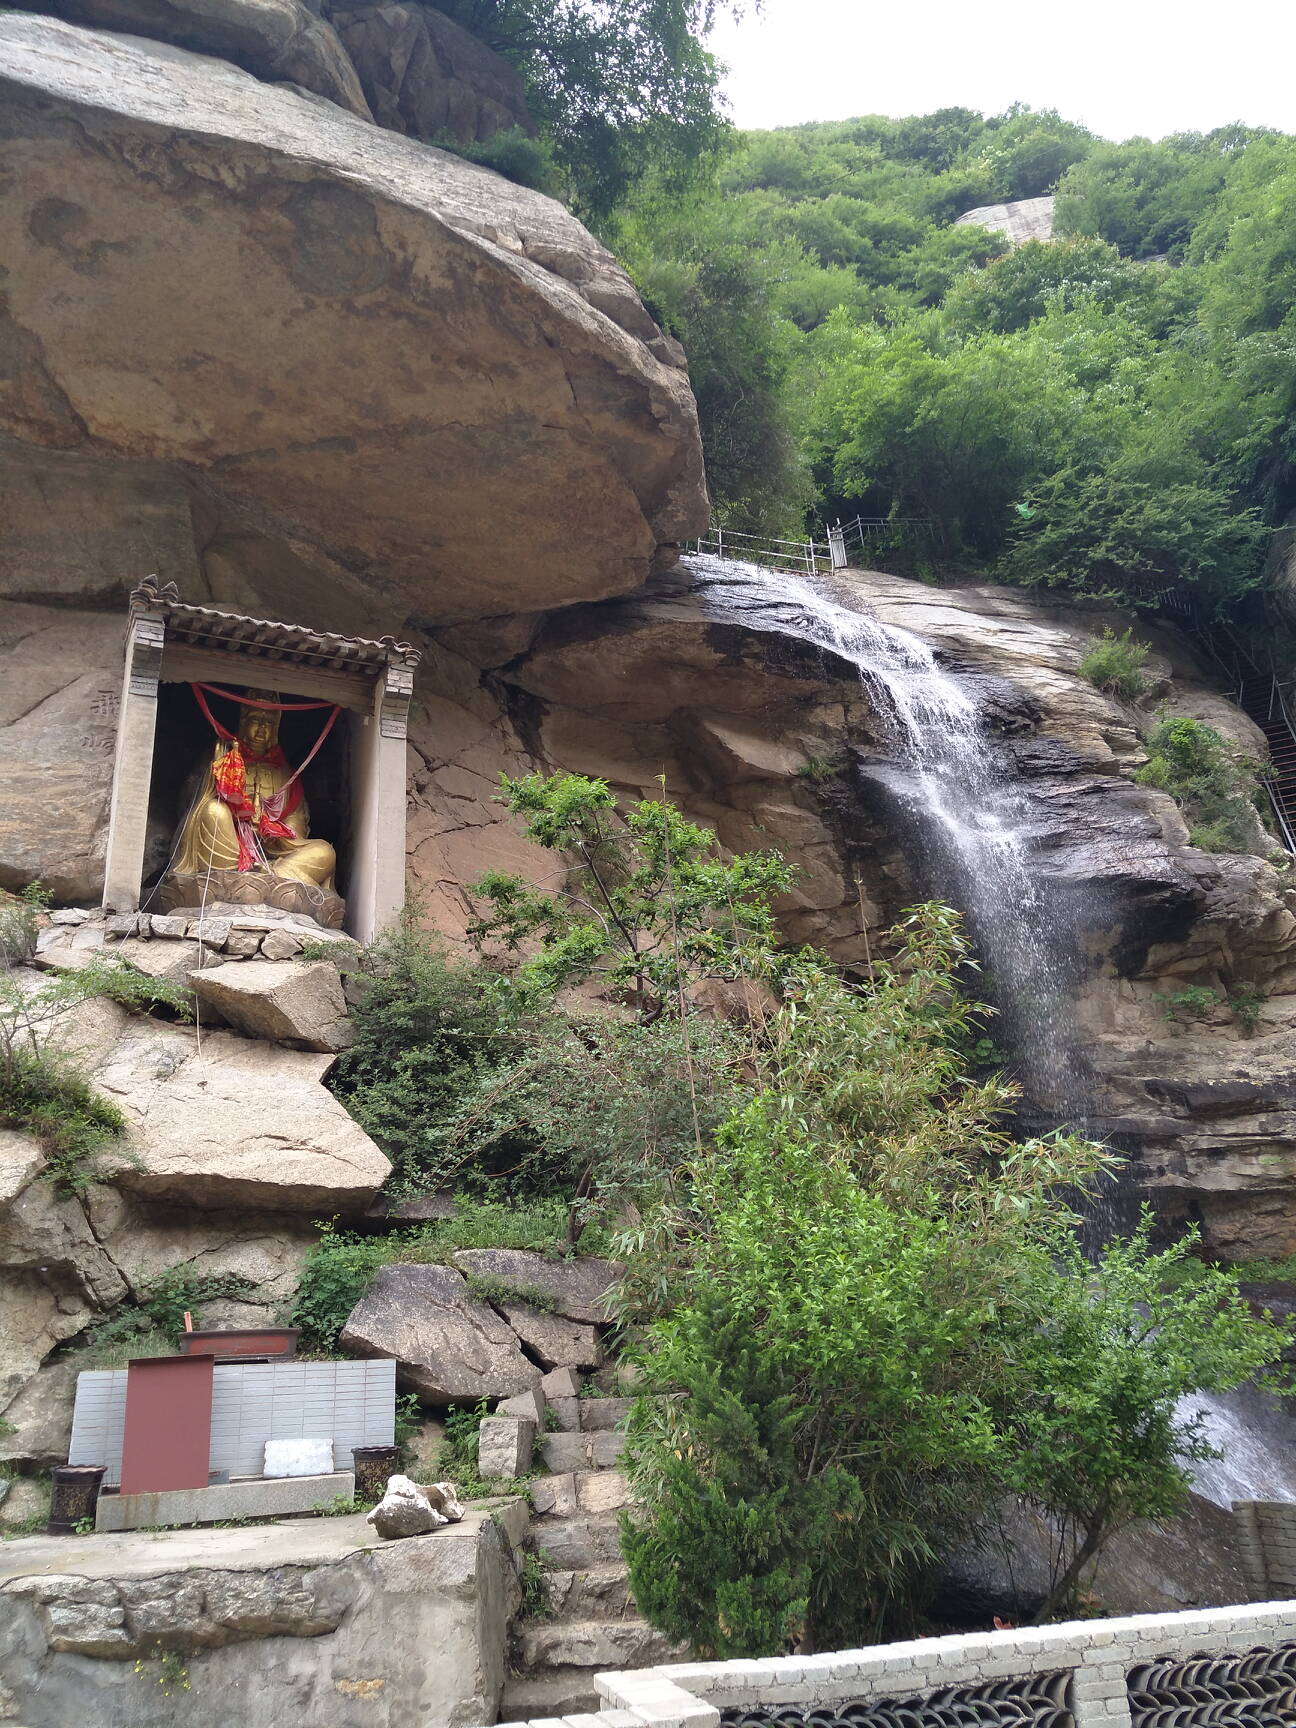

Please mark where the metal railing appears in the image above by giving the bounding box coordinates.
[692,517,937,577]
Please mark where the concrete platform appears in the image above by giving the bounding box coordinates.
[95,1469,356,1531]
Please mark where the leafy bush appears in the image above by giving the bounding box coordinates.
[431,127,563,196]
[1076,627,1149,698]
[1135,716,1271,854]
[619,907,1293,1650]
[1156,984,1220,1025]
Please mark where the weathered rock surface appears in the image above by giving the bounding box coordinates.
[23,0,373,115]
[367,1472,446,1537]
[497,1302,601,1370]
[0,602,124,899]
[189,958,353,1051]
[340,1262,539,1403]
[452,1250,621,1324]
[330,2,533,142]
[0,1357,81,1470]
[92,1020,389,1208]
[0,14,707,633]
[955,194,1056,245]
[0,1509,512,1725]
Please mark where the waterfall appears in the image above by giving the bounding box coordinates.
[690,553,1082,1114]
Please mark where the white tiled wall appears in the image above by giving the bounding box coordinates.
[69,1357,395,1484]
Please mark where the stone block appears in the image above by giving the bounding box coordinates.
[96,1470,355,1530]
[500,1302,601,1370]
[260,929,304,960]
[530,1472,578,1517]
[547,1395,581,1432]
[186,917,232,948]
[497,1384,546,1426]
[575,1469,631,1513]
[49,908,90,926]
[579,1396,633,1431]
[453,1249,621,1323]
[224,930,263,957]
[540,1366,582,1400]
[149,913,190,938]
[189,958,353,1051]
[478,1415,534,1479]
[341,1262,539,1404]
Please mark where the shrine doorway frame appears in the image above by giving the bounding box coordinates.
[102,577,420,945]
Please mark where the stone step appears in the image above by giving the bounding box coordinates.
[517,1617,680,1672]
[544,1565,634,1620]
[499,1670,603,1721]
[532,1513,625,1570]
[531,1469,631,1518]
[538,1429,625,1473]
[579,1396,634,1432]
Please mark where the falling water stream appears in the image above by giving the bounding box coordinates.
[690,552,1292,1511]
[691,553,1082,1110]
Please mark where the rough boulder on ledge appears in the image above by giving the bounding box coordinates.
[0,13,708,628]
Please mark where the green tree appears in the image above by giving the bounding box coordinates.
[620,907,1293,1650]
[438,0,758,217]
[467,772,793,1011]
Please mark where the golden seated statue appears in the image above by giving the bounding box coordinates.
[161,690,345,927]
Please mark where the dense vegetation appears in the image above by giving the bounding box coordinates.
[316,775,1293,1638]
[607,114,1296,623]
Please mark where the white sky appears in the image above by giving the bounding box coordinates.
[708,0,1296,141]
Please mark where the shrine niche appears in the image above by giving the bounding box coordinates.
[103,578,420,943]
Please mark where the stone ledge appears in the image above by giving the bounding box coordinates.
[96,1470,356,1531]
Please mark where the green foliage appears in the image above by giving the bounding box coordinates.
[441,1399,495,1498]
[431,126,563,194]
[0,881,50,966]
[330,908,745,1216]
[440,0,756,219]
[1228,988,1265,1034]
[1003,1220,1290,1619]
[518,1549,553,1618]
[1135,716,1270,854]
[469,772,792,1007]
[1076,627,1150,698]
[0,1049,126,1197]
[1156,984,1220,1026]
[619,906,1293,1648]
[133,1643,191,1697]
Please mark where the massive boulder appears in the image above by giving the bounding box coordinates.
[188,958,354,1051]
[955,194,1056,245]
[0,13,707,633]
[18,0,372,115]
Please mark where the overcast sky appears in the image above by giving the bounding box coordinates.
[707,0,1295,141]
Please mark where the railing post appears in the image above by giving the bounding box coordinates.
[828,524,848,571]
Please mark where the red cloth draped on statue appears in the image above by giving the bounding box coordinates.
[191,684,339,872]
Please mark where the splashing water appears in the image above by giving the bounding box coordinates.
[690,553,1082,1113]
[1180,1388,1296,1508]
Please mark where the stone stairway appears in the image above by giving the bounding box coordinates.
[495,1371,680,1721]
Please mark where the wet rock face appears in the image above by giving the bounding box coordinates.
[0,14,707,628]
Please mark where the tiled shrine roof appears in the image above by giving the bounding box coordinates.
[130,575,422,675]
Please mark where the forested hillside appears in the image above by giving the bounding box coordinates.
[608,113,1296,619]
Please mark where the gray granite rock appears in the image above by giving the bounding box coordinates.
[340,1263,539,1404]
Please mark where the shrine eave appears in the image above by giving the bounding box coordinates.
[128,575,423,678]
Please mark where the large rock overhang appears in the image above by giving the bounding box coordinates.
[0,14,708,625]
